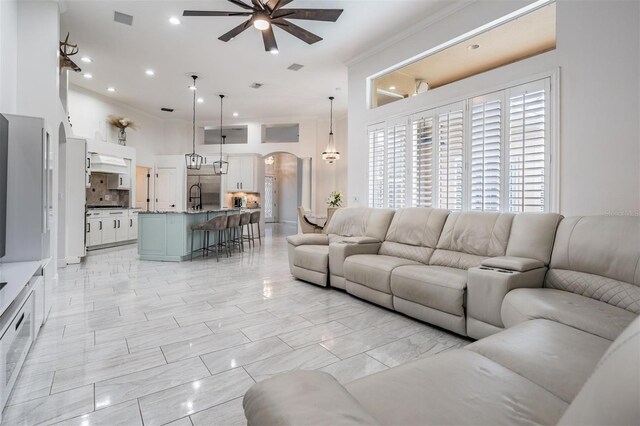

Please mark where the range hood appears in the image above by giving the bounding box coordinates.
[90,154,129,174]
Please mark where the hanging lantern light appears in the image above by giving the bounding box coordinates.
[322,96,340,164]
[185,75,203,170]
[212,94,229,175]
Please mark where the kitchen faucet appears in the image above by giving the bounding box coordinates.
[188,183,202,210]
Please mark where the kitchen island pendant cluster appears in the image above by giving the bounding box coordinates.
[185,74,203,170]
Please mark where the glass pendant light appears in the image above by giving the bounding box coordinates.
[322,96,340,164]
[185,75,203,170]
[212,94,229,175]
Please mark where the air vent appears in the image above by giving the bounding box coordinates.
[250,82,263,89]
[287,63,304,71]
[114,11,134,26]
[160,108,174,112]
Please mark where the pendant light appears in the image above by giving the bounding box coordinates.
[185,75,203,170]
[322,96,340,164]
[212,94,229,175]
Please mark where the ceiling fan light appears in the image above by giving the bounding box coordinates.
[270,48,279,55]
[253,13,270,31]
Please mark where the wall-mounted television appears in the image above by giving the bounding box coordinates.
[0,113,7,259]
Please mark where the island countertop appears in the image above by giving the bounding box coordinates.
[139,208,241,215]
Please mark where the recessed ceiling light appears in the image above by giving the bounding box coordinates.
[389,86,396,90]
[233,112,239,117]
[169,17,181,25]
[270,48,279,55]
[468,44,480,50]
[81,56,92,63]
[145,69,155,76]
[83,73,93,79]
[197,98,204,103]
[107,87,116,92]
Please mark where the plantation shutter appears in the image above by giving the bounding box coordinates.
[368,126,385,208]
[411,111,435,207]
[470,94,502,211]
[507,79,549,212]
[437,103,465,211]
[387,122,407,209]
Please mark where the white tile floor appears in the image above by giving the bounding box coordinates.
[3,224,469,425]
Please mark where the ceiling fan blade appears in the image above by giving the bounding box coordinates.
[219,19,253,42]
[183,10,252,17]
[226,0,255,11]
[251,0,265,10]
[262,26,278,52]
[273,8,343,22]
[273,19,322,45]
[266,0,294,12]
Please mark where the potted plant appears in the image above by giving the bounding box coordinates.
[326,191,343,226]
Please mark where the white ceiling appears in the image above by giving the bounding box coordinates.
[60,0,454,121]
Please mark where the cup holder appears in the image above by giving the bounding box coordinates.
[479,267,493,271]
[497,269,513,274]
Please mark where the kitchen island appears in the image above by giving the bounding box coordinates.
[137,208,240,261]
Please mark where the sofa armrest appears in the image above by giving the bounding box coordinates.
[243,371,380,426]
[329,241,381,279]
[466,265,547,337]
[287,233,329,247]
[481,256,545,272]
[332,236,380,245]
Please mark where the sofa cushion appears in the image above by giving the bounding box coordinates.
[344,255,420,294]
[501,288,636,340]
[429,249,487,270]
[346,350,567,426]
[391,265,467,316]
[287,233,329,246]
[378,208,449,263]
[505,213,562,265]
[467,319,610,403]
[244,370,380,426]
[546,269,640,314]
[293,245,329,273]
[558,316,640,426]
[324,207,395,241]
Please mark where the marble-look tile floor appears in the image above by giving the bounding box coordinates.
[3,223,470,425]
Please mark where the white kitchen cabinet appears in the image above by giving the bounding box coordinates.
[226,156,257,192]
[128,212,138,240]
[86,153,91,188]
[107,173,131,190]
[86,217,103,246]
[155,168,178,211]
[115,217,128,241]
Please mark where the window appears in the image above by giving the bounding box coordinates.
[368,126,385,208]
[507,80,549,212]
[438,104,464,211]
[367,77,552,212]
[411,112,435,207]
[387,122,407,209]
[470,94,502,211]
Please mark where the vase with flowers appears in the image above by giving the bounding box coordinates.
[326,191,343,226]
[108,115,137,145]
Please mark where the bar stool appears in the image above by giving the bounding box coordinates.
[239,212,251,249]
[249,211,261,246]
[190,215,228,261]
[225,214,243,254]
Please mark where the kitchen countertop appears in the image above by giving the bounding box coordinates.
[139,208,241,215]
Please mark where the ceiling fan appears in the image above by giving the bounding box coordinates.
[183,0,344,54]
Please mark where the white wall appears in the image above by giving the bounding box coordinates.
[347,0,640,216]
[68,85,165,168]
[0,0,18,113]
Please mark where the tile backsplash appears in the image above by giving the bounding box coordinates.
[87,172,130,207]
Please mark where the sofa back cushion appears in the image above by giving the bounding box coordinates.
[558,316,640,426]
[545,216,640,313]
[378,208,449,263]
[430,212,514,269]
[506,213,563,265]
[324,207,395,242]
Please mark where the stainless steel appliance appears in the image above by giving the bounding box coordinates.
[186,168,222,210]
[233,196,244,208]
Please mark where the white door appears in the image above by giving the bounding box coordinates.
[156,168,178,211]
[264,175,276,223]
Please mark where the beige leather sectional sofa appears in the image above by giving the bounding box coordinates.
[244,211,640,425]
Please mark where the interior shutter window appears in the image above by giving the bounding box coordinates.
[508,80,548,212]
[387,123,407,209]
[470,96,502,211]
[437,105,464,211]
[411,113,434,207]
[368,127,385,208]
